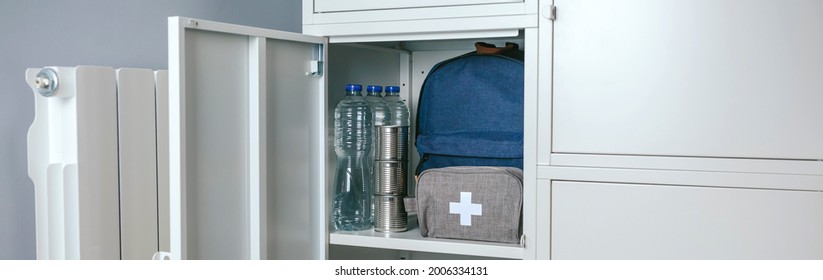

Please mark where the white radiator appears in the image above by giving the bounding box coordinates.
[25,66,169,260]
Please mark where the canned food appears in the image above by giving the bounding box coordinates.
[375,125,408,161]
[373,195,408,232]
[374,160,407,195]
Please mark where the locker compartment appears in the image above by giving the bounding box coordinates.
[168,17,528,260]
[327,38,528,259]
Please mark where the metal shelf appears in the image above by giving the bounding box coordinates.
[329,215,524,259]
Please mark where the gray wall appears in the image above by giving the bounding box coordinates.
[0,0,301,260]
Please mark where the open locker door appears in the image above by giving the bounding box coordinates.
[165,17,328,260]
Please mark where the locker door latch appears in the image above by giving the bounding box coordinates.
[307,44,324,77]
[307,60,323,77]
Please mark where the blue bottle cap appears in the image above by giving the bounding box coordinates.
[346,84,362,91]
[366,85,383,93]
[385,86,400,93]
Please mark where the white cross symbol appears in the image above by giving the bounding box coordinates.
[449,192,483,226]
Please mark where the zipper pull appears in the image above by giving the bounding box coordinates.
[414,154,429,175]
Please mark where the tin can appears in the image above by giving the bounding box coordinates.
[375,125,408,161]
[373,195,408,232]
[374,160,407,195]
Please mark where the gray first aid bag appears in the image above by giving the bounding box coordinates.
[414,166,523,244]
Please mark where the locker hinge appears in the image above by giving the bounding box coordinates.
[307,44,324,77]
[542,5,557,21]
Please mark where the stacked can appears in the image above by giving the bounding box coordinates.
[373,125,409,232]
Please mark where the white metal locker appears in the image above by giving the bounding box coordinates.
[165,16,536,260]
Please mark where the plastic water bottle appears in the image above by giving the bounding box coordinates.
[365,85,390,127]
[364,85,389,220]
[332,84,374,231]
[384,86,410,126]
[365,85,390,191]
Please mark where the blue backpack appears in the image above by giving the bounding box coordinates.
[415,43,524,175]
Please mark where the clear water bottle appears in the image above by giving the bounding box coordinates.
[332,84,374,231]
[365,85,390,127]
[384,86,410,126]
[364,85,389,219]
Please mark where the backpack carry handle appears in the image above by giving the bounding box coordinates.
[474,42,523,60]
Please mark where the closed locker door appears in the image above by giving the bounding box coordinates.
[314,0,522,13]
[552,0,823,160]
[551,181,823,259]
